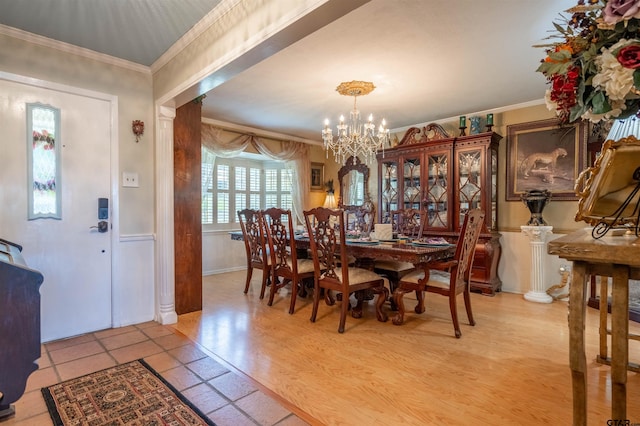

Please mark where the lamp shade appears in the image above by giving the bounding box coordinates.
[606,116,640,141]
[323,192,337,208]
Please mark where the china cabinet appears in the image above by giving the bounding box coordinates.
[377,125,502,295]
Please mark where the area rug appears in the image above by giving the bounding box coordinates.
[41,359,215,426]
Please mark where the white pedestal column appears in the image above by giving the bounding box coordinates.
[521,225,554,303]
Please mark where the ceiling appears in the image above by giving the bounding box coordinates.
[0,0,576,143]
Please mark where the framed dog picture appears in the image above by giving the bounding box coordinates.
[506,118,588,201]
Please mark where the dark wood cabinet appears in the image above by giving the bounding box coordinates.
[377,126,503,295]
[0,238,44,419]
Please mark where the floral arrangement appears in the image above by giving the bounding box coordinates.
[33,130,55,150]
[537,0,640,124]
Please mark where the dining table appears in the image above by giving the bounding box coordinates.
[231,231,455,325]
[337,238,456,325]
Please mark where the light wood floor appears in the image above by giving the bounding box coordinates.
[172,271,640,425]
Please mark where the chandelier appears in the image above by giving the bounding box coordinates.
[322,81,389,165]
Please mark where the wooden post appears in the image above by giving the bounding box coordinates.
[173,99,203,314]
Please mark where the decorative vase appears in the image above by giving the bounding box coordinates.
[469,116,482,134]
[521,189,552,226]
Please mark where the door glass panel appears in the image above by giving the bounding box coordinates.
[426,153,448,228]
[458,150,481,227]
[403,157,421,210]
[27,103,61,220]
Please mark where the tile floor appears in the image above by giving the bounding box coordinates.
[4,321,309,426]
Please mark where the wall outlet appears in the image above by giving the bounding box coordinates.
[122,172,139,187]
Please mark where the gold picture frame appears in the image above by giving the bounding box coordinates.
[506,118,588,201]
[310,162,324,191]
[575,135,640,229]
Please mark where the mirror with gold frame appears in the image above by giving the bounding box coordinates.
[338,156,370,207]
[575,135,640,237]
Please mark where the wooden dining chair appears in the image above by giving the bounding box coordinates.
[303,207,389,333]
[374,208,425,299]
[237,208,271,299]
[343,203,375,236]
[390,208,423,238]
[341,203,375,267]
[395,209,484,338]
[261,207,315,314]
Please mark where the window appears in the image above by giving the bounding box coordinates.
[202,155,292,228]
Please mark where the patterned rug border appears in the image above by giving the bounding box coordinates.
[41,358,216,426]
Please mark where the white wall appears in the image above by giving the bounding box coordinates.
[113,235,156,326]
[202,230,246,275]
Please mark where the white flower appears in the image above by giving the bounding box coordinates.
[544,89,557,111]
[592,45,636,101]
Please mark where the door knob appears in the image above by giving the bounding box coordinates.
[90,221,108,233]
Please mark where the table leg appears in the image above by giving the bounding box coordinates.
[610,265,629,421]
[597,276,608,365]
[391,265,429,325]
[392,287,411,325]
[414,289,425,314]
[569,261,588,426]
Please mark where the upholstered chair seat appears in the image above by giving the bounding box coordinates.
[330,267,385,285]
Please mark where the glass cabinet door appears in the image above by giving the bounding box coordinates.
[425,152,449,228]
[380,160,398,223]
[402,157,421,210]
[457,149,482,228]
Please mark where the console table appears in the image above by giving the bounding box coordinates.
[548,228,640,425]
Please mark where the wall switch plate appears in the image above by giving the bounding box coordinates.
[122,172,139,187]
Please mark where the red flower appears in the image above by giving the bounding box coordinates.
[548,66,580,122]
[617,44,640,68]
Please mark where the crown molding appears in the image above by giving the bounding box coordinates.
[390,99,547,135]
[202,117,321,146]
[0,24,151,75]
[150,0,243,74]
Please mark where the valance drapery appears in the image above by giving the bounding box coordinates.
[201,123,310,224]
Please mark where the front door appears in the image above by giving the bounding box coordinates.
[0,76,113,342]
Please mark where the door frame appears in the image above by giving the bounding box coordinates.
[0,70,119,329]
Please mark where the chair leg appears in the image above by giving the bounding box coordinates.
[325,290,335,306]
[373,285,389,322]
[244,266,254,294]
[338,293,349,333]
[449,293,462,338]
[463,288,476,326]
[288,278,298,314]
[310,279,320,323]
[267,272,279,306]
[259,269,269,299]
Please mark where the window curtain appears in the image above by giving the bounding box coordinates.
[201,123,310,224]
